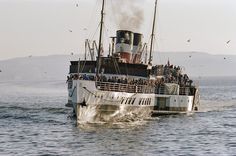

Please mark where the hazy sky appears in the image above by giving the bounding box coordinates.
[0,0,236,60]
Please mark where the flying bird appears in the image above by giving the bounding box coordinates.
[224,57,226,60]
[226,40,231,44]
[187,39,191,43]
[76,3,79,7]
[68,29,73,32]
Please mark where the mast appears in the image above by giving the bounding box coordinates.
[96,0,105,77]
[148,0,158,65]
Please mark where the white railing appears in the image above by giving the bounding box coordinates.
[96,81,192,95]
[179,87,191,95]
[96,81,155,93]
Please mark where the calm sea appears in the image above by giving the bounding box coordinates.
[0,77,235,156]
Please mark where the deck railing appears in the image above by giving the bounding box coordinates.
[96,81,155,94]
[95,81,193,95]
[179,87,190,95]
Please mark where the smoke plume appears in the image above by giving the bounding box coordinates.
[111,0,144,31]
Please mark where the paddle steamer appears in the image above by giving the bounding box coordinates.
[66,0,200,121]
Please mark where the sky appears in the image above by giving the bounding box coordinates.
[0,0,236,60]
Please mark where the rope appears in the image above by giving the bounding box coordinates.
[80,59,87,73]
[89,23,101,42]
[113,58,121,74]
[110,0,119,28]
[69,86,77,97]
[86,0,100,39]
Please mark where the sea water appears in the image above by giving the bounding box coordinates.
[0,77,235,155]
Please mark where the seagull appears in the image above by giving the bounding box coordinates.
[187,39,191,43]
[224,57,226,60]
[68,29,73,32]
[189,55,192,58]
[76,3,79,7]
[71,52,74,55]
[226,40,231,44]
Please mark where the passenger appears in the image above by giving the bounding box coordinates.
[83,74,89,80]
[117,79,121,83]
[124,78,128,84]
[74,74,78,80]
[108,77,111,82]
[102,76,107,82]
[183,74,189,85]
[188,79,193,87]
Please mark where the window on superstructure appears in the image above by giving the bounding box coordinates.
[142,99,145,105]
[139,98,142,105]
[131,98,136,105]
[121,98,124,104]
[125,98,128,104]
[128,98,132,104]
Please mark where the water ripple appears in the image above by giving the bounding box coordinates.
[0,79,235,155]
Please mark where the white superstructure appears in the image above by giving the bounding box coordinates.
[66,0,200,122]
[67,72,199,122]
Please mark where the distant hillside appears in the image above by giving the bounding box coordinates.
[0,55,77,81]
[153,52,236,77]
[0,52,235,82]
